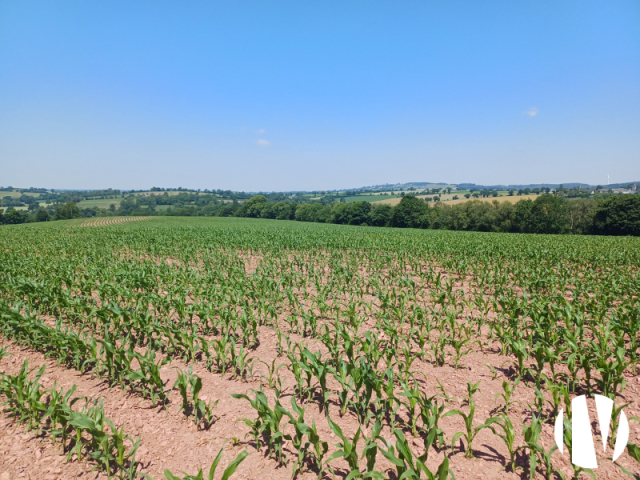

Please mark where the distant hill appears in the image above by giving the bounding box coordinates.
[346,181,639,192]
[3,180,639,196]
[455,182,638,191]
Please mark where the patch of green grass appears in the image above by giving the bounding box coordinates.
[343,193,403,203]
[76,198,121,209]
[1,191,43,199]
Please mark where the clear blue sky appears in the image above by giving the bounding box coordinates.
[1,1,639,191]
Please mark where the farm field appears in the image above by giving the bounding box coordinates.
[135,190,205,196]
[0,191,43,199]
[371,193,540,206]
[1,217,639,480]
[75,197,123,209]
[344,193,405,203]
[444,194,541,206]
[75,216,153,227]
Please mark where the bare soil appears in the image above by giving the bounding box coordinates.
[1,324,639,480]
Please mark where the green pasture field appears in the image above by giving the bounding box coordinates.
[3,205,29,211]
[1,190,43,199]
[75,198,121,209]
[343,193,404,203]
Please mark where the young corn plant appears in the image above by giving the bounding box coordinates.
[126,348,169,407]
[484,363,499,380]
[448,329,476,369]
[489,414,518,472]
[0,345,10,361]
[280,394,328,479]
[361,421,383,479]
[333,360,353,417]
[543,377,570,419]
[398,379,422,437]
[1,362,144,480]
[210,335,231,374]
[417,392,447,454]
[284,397,312,478]
[0,360,47,431]
[326,417,367,479]
[192,384,218,431]
[230,343,255,380]
[232,389,290,465]
[45,382,81,447]
[494,376,520,414]
[379,429,455,480]
[161,447,248,480]
[521,414,563,480]
[443,381,500,458]
[302,348,334,412]
[259,358,285,389]
[173,367,194,418]
[67,398,143,479]
[594,344,630,399]
[172,367,217,428]
[608,400,631,450]
[307,419,329,479]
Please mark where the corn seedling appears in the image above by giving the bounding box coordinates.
[443,381,500,458]
[379,429,455,480]
[161,447,248,480]
[489,414,518,472]
[494,376,520,414]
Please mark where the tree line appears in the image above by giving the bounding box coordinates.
[231,194,640,236]
[2,193,638,236]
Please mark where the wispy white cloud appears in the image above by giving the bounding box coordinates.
[524,107,539,117]
[257,139,270,146]
[257,128,266,134]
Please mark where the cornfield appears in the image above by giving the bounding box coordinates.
[0,216,639,480]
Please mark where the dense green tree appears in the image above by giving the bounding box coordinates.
[240,195,268,218]
[390,195,429,228]
[566,198,596,234]
[4,209,26,224]
[348,201,372,225]
[593,195,640,236]
[117,197,137,215]
[274,202,297,220]
[370,204,392,227]
[34,208,51,222]
[330,203,351,224]
[528,194,569,234]
[259,201,295,220]
[218,203,239,217]
[295,203,331,223]
[513,199,534,232]
[19,194,36,204]
[54,201,81,220]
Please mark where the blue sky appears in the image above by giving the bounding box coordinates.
[1,1,639,191]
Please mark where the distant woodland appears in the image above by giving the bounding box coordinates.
[1,185,638,236]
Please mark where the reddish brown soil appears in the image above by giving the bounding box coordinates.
[1,321,639,480]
